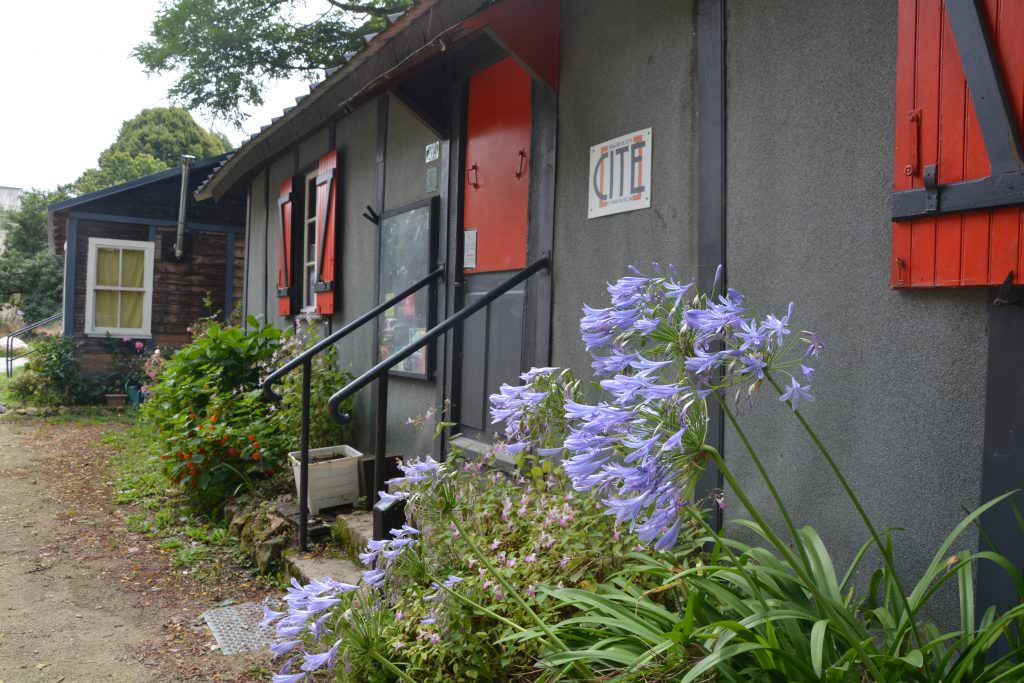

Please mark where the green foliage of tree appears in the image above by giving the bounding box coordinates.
[72,151,168,196]
[134,0,411,125]
[0,251,64,322]
[4,188,67,256]
[102,107,231,167]
[0,188,68,323]
[72,108,231,195]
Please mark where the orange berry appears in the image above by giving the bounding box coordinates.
[252,452,261,462]
[228,447,239,457]
[252,442,260,449]
[248,434,256,441]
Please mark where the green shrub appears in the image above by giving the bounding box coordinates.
[270,321,354,451]
[9,335,83,404]
[141,316,286,510]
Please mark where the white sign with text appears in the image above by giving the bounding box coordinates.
[588,127,652,219]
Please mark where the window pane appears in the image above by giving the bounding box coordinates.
[95,290,119,327]
[306,222,317,261]
[121,292,144,329]
[306,264,316,307]
[121,249,145,287]
[96,248,120,286]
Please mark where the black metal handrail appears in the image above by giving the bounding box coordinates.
[5,312,62,378]
[326,255,551,541]
[260,265,442,550]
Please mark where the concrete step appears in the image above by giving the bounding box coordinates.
[285,554,363,585]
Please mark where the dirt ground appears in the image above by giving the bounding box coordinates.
[0,416,275,682]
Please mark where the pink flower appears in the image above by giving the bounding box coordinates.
[526,584,536,598]
[134,341,145,351]
[122,336,131,342]
[524,554,536,563]
[559,556,569,569]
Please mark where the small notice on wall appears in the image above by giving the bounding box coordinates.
[464,229,478,270]
[588,127,651,219]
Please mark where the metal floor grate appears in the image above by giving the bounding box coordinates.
[202,602,274,656]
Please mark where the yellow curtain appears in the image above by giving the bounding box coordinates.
[121,250,145,288]
[96,248,120,286]
[94,291,119,328]
[121,292,144,329]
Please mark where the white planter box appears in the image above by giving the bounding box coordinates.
[288,444,363,515]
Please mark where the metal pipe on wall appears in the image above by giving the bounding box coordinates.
[175,155,196,259]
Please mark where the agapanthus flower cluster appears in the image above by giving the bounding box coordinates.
[262,576,359,682]
[491,264,822,550]
[489,367,580,463]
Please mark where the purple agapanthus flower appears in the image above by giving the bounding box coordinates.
[779,376,814,410]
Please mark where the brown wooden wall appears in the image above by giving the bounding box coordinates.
[73,219,244,372]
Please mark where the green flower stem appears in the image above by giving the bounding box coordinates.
[437,582,530,634]
[371,651,418,683]
[765,372,926,658]
[700,443,884,681]
[714,392,810,568]
[448,514,570,652]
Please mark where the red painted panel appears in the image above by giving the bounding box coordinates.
[277,178,293,317]
[891,0,918,288]
[315,150,340,315]
[908,0,942,287]
[462,0,559,90]
[892,0,1024,288]
[934,3,966,285]
[463,57,532,274]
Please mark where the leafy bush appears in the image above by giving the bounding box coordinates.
[141,316,286,510]
[268,320,354,451]
[9,335,83,404]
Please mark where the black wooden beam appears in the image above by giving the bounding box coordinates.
[696,0,726,531]
[977,289,1024,633]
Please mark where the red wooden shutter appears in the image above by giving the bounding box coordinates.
[892,0,1024,288]
[277,179,294,316]
[314,150,341,315]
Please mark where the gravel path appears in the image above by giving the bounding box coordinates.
[0,417,273,682]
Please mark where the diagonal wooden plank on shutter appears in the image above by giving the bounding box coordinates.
[314,150,341,315]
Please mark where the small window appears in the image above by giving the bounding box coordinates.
[302,172,318,311]
[84,237,155,337]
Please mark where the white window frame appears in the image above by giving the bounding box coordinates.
[84,237,155,338]
[301,170,319,313]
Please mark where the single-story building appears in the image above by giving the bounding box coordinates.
[49,156,246,371]
[194,0,1024,619]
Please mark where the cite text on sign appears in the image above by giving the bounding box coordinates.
[588,127,651,218]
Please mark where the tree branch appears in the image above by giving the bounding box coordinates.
[323,0,407,15]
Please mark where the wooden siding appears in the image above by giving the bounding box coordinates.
[74,220,244,372]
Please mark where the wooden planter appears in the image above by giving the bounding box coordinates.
[104,393,127,407]
[288,445,363,515]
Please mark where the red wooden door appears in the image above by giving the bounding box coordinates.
[463,57,532,274]
[459,57,533,437]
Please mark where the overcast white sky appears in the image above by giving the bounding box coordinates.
[0,0,311,191]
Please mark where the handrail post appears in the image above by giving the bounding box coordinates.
[372,375,389,540]
[299,359,312,551]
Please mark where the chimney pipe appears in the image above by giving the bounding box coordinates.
[175,155,196,259]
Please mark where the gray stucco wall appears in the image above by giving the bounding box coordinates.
[724,0,987,614]
[551,0,698,380]
[245,171,268,322]
[382,96,444,459]
[333,100,380,453]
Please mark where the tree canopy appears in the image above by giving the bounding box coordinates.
[134,0,411,125]
[72,107,231,195]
